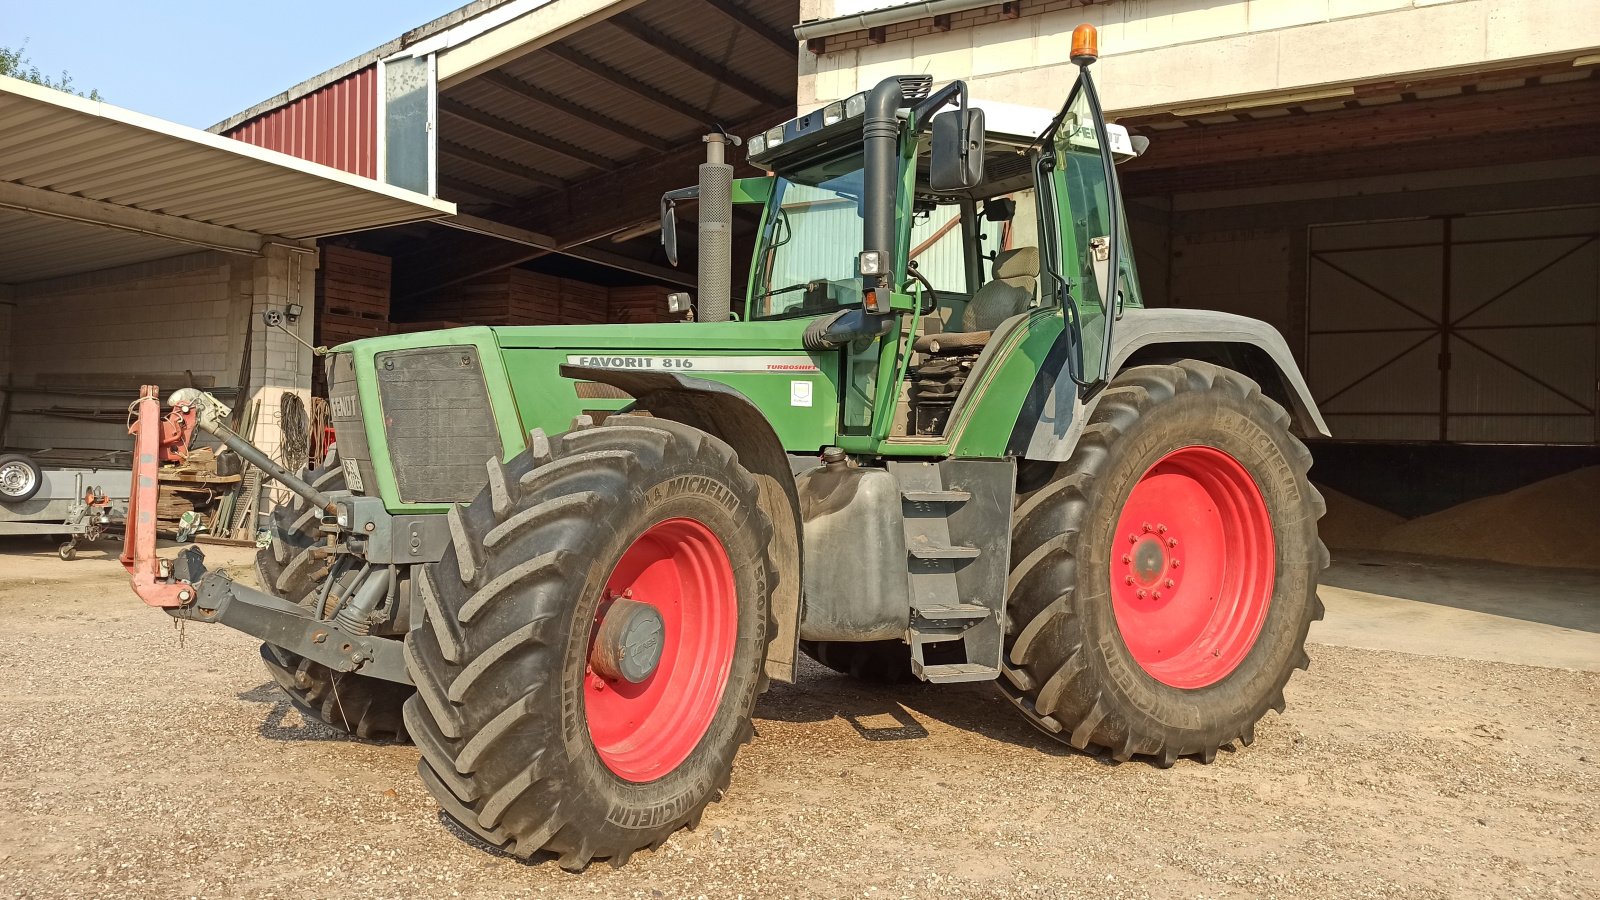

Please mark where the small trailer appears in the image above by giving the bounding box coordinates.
[0,453,125,559]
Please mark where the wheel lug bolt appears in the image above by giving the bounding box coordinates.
[1129,534,1138,544]
[1171,559,1181,568]
[1124,575,1135,585]
[1153,591,1162,600]
[1137,589,1147,600]
[1167,538,1178,548]
[1121,554,1131,564]
[1142,522,1153,533]
[1157,524,1168,534]
[1165,579,1175,589]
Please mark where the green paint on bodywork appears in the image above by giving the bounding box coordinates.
[335,327,526,514]
[332,319,844,512]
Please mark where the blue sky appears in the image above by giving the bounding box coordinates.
[3,0,456,128]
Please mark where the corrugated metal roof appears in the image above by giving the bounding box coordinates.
[432,0,797,214]
[0,75,453,243]
[0,75,455,284]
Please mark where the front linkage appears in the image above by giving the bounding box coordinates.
[121,385,413,686]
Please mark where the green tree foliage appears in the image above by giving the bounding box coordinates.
[0,40,102,100]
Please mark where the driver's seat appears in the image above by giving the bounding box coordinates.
[913,246,1039,355]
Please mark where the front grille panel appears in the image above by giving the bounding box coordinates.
[327,352,377,495]
[375,347,499,504]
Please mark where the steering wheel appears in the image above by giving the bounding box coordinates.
[905,263,938,315]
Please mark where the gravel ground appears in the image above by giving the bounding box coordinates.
[0,538,1595,899]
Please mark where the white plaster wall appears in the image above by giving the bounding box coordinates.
[799,0,1600,114]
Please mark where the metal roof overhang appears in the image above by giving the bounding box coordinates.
[0,76,455,284]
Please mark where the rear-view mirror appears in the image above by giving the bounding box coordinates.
[930,107,985,192]
[661,202,680,267]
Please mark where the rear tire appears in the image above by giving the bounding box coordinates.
[253,451,412,742]
[404,419,776,868]
[999,361,1327,765]
[798,639,915,684]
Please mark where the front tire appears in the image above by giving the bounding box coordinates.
[1000,361,1327,765]
[253,451,412,742]
[405,419,775,868]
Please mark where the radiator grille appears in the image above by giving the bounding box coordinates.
[375,347,499,504]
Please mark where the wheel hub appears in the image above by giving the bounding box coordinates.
[1,461,33,496]
[590,597,666,684]
[583,517,738,783]
[1121,525,1183,600]
[1108,446,1275,689]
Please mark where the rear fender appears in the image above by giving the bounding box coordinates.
[1020,309,1330,462]
[560,365,803,684]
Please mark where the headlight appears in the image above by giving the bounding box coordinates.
[858,250,885,276]
[822,101,843,127]
[764,125,784,148]
[748,133,766,156]
[844,92,866,119]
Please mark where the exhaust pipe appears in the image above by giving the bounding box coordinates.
[697,132,734,322]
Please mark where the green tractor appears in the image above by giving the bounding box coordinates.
[123,26,1327,869]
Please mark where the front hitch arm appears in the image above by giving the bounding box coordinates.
[121,384,332,609]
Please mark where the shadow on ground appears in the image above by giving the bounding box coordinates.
[1321,552,1600,633]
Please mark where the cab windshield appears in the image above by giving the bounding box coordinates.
[749,152,866,320]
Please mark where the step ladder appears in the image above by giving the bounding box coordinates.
[889,460,1013,684]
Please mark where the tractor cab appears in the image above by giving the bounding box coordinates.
[705,44,1149,452]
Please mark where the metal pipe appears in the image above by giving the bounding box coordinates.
[862,76,905,294]
[195,418,336,514]
[698,133,734,322]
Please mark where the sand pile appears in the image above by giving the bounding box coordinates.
[1315,485,1404,551]
[1380,466,1600,570]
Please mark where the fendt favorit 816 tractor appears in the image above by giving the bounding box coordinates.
[122,26,1329,868]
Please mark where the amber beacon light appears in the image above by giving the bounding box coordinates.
[1071,23,1099,66]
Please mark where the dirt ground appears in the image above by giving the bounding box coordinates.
[0,537,1595,899]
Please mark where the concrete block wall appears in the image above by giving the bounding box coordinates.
[7,252,244,452]
[798,0,1600,115]
[0,285,13,392]
[4,245,316,471]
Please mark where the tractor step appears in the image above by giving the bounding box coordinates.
[907,541,981,560]
[912,602,989,622]
[901,489,971,504]
[912,661,1000,684]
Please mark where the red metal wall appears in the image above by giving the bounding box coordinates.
[226,66,378,179]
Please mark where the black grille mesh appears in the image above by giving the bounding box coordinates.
[375,347,499,504]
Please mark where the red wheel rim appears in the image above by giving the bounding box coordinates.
[1109,446,1274,689]
[584,517,737,782]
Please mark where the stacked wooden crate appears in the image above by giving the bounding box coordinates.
[608,285,676,324]
[317,246,393,345]
[559,279,609,325]
[419,269,616,326]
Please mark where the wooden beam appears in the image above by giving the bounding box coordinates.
[478,71,674,152]
[543,44,711,127]
[439,141,566,190]
[698,0,796,55]
[1122,124,1600,198]
[437,174,528,208]
[438,98,615,171]
[607,16,789,110]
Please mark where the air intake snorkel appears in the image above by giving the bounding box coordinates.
[806,75,934,349]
